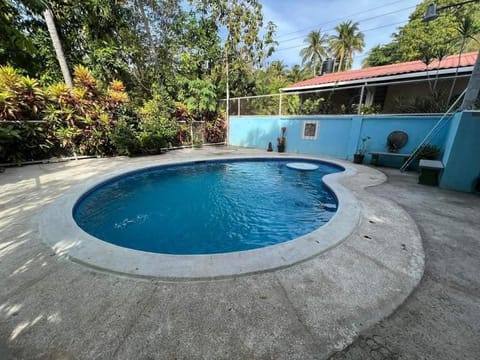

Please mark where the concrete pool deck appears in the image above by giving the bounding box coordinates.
[0,146,458,359]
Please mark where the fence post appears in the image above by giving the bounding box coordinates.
[358,84,365,114]
[237,98,240,116]
[279,94,282,116]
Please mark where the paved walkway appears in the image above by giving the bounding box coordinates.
[332,168,480,359]
[0,147,477,359]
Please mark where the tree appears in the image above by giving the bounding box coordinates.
[362,43,399,67]
[448,15,480,103]
[363,0,480,67]
[0,0,42,72]
[299,30,329,77]
[461,50,480,110]
[42,7,72,88]
[329,20,365,72]
[287,64,308,83]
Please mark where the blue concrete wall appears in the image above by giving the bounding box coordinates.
[359,115,448,167]
[229,115,449,167]
[228,116,353,158]
[440,111,480,192]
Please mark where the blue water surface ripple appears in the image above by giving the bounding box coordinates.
[73,159,341,254]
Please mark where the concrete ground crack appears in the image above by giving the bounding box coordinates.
[273,274,325,355]
[110,285,159,358]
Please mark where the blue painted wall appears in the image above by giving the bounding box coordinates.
[229,116,353,158]
[359,115,448,167]
[229,115,449,167]
[440,111,480,192]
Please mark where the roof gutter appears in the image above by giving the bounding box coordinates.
[281,66,474,92]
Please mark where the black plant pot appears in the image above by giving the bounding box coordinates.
[353,154,365,164]
[277,144,285,153]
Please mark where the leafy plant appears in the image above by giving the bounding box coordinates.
[0,66,46,120]
[356,136,371,155]
[416,144,442,160]
[205,115,226,143]
[109,120,141,156]
[357,104,382,114]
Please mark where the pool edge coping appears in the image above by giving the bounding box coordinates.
[36,155,360,279]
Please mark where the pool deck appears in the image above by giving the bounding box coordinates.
[0,146,477,359]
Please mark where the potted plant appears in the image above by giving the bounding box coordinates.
[416,144,441,160]
[277,127,286,153]
[353,136,371,164]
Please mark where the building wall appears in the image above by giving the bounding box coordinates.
[440,111,480,192]
[229,115,449,168]
[383,78,469,113]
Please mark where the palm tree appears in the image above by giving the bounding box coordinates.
[329,21,365,72]
[288,64,307,83]
[43,7,73,88]
[299,30,329,77]
[19,0,73,88]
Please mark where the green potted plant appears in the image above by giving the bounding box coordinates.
[416,144,441,160]
[353,136,371,164]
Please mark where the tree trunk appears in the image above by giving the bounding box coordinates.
[135,0,157,65]
[460,50,480,110]
[338,54,344,72]
[43,8,73,88]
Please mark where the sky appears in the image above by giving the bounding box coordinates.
[261,0,421,69]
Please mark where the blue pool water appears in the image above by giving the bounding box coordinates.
[73,159,342,254]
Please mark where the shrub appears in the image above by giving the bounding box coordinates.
[0,122,53,163]
[205,115,226,143]
[138,117,179,153]
[138,90,179,152]
[0,66,46,120]
[109,120,141,156]
[45,66,130,156]
[416,144,442,160]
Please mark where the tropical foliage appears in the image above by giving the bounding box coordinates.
[329,21,365,72]
[0,66,226,163]
[300,30,330,76]
[363,0,480,67]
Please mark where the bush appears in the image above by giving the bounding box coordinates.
[205,115,226,143]
[417,144,441,160]
[109,120,141,156]
[44,66,130,157]
[0,66,46,121]
[0,122,53,163]
[138,117,179,153]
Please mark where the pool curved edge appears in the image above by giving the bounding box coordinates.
[37,156,360,279]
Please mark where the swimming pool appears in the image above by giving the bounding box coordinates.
[73,159,341,255]
[39,155,359,278]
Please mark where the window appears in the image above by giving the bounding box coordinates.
[302,120,319,140]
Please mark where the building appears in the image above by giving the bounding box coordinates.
[282,52,478,114]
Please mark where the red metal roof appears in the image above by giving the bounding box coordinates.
[286,52,478,89]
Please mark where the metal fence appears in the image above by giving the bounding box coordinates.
[220,74,477,117]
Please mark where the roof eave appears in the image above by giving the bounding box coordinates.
[281,66,474,92]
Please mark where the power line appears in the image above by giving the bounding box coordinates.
[275,0,413,40]
[278,4,416,45]
[274,20,408,53]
